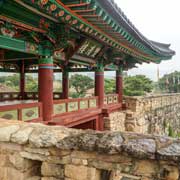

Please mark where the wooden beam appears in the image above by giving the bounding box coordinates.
[0,35,46,56]
[66,3,90,8]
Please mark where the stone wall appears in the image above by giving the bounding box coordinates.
[0,119,180,180]
[124,94,180,136]
[104,111,126,131]
[103,94,180,135]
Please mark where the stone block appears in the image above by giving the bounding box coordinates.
[41,177,60,180]
[0,166,40,180]
[9,153,36,171]
[65,165,100,180]
[133,160,157,177]
[41,162,64,178]
[11,126,34,144]
[0,125,20,142]
[27,176,41,180]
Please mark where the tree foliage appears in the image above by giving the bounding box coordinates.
[0,74,38,92]
[70,74,94,97]
[0,74,20,91]
[25,75,38,92]
[105,79,116,94]
[158,71,180,93]
[123,75,153,96]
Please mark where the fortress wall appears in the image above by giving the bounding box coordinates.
[0,119,179,180]
[105,94,180,136]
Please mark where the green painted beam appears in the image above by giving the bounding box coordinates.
[0,35,49,56]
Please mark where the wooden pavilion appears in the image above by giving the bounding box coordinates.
[0,0,175,130]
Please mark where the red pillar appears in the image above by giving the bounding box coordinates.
[38,57,54,121]
[95,62,105,131]
[116,66,123,104]
[62,68,69,99]
[20,61,25,100]
[95,70,104,108]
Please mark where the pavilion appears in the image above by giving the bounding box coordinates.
[0,0,175,130]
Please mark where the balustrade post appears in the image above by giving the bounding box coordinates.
[95,61,104,108]
[116,65,123,104]
[62,66,69,99]
[38,56,54,121]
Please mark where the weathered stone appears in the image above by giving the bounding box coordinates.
[27,176,41,180]
[72,158,88,166]
[49,148,71,156]
[41,162,64,178]
[0,119,180,180]
[9,153,36,171]
[29,127,69,148]
[41,178,60,180]
[20,151,46,161]
[0,166,40,180]
[24,147,50,156]
[88,160,114,170]
[56,135,79,150]
[0,125,20,142]
[97,132,123,154]
[133,160,157,177]
[77,132,100,151]
[160,165,179,180]
[71,151,97,160]
[65,165,100,180]
[104,111,126,132]
[11,126,34,144]
[122,138,156,158]
[157,142,180,161]
[47,155,71,164]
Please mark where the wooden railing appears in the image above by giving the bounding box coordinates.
[53,96,98,117]
[0,102,42,122]
[104,94,119,105]
[25,92,38,100]
[0,92,20,101]
[0,92,62,101]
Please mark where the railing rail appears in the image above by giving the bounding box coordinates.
[0,92,62,101]
[0,102,42,122]
[104,94,119,105]
[53,96,98,117]
[0,92,20,101]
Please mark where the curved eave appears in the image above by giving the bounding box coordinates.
[96,0,175,57]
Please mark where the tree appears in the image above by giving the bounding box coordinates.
[0,74,20,91]
[158,71,180,93]
[124,75,153,96]
[105,79,116,94]
[70,74,94,97]
[25,75,38,92]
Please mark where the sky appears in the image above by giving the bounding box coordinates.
[113,0,180,81]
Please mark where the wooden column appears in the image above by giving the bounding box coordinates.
[95,61,104,131]
[116,66,123,104]
[20,60,25,100]
[95,62,104,108]
[62,67,69,99]
[38,57,54,121]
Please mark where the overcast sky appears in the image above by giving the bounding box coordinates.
[113,0,180,81]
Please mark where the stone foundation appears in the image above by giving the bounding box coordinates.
[0,120,180,180]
